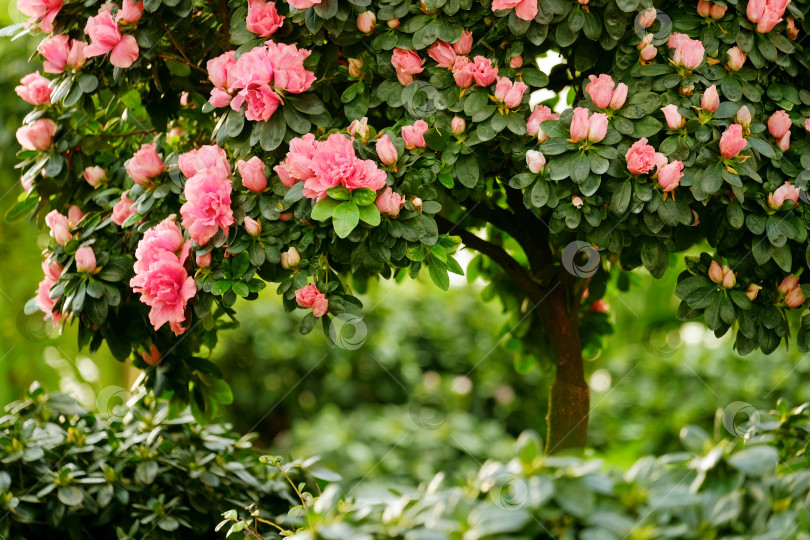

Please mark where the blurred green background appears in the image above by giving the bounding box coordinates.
[1,0,808,490]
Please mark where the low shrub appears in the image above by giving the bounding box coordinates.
[222,401,810,539]
[0,383,302,539]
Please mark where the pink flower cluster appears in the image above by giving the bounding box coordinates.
[375,187,404,217]
[38,35,87,74]
[15,72,52,106]
[491,0,538,21]
[275,133,387,200]
[768,110,792,150]
[391,48,424,86]
[624,138,683,192]
[527,105,560,143]
[130,217,196,335]
[570,107,608,143]
[246,0,284,37]
[697,0,727,18]
[747,0,791,33]
[45,209,73,245]
[402,120,429,149]
[778,273,805,308]
[17,0,62,32]
[84,11,140,68]
[584,74,628,110]
[426,30,473,69]
[452,55,498,89]
[179,145,234,245]
[295,283,328,317]
[207,41,316,121]
[36,258,63,327]
[16,118,57,151]
[668,33,705,70]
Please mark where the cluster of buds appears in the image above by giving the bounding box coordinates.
[697,0,728,19]
[709,260,737,289]
[778,274,806,308]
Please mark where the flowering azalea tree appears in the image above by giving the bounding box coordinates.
[7,0,810,452]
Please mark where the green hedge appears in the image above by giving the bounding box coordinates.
[223,401,810,539]
[0,383,300,539]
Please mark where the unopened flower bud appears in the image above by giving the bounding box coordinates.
[281,247,301,269]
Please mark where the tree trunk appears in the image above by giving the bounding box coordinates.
[541,287,589,453]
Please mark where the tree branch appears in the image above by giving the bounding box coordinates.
[436,215,544,301]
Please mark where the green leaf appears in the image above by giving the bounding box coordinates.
[332,201,360,238]
[728,445,778,477]
[259,112,286,151]
[58,486,84,506]
[455,154,480,188]
[4,196,38,223]
[311,197,341,220]
[327,186,351,201]
[352,187,377,206]
[428,257,449,290]
[358,204,381,226]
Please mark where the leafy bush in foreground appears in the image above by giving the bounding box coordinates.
[222,401,810,539]
[0,384,300,539]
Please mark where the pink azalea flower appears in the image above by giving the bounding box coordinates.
[180,171,235,245]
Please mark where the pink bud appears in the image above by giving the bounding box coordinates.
[640,44,657,61]
[777,131,790,151]
[75,246,97,273]
[768,110,792,138]
[587,113,609,143]
[719,123,747,158]
[16,118,58,151]
[83,166,107,187]
[196,252,212,267]
[452,29,473,55]
[376,135,399,166]
[746,0,766,23]
[661,104,684,130]
[570,107,590,142]
[281,247,301,269]
[427,40,457,69]
[697,0,711,17]
[708,260,723,283]
[347,117,369,140]
[375,187,404,218]
[638,33,654,50]
[451,116,466,134]
[787,17,799,40]
[805,117,810,132]
[387,18,400,29]
[348,57,364,77]
[509,55,523,68]
[244,216,262,236]
[572,195,584,208]
[735,105,752,126]
[701,85,719,113]
[721,265,736,289]
[141,344,162,366]
[727,46,746,70]
[745,283,761,301]
[657,160,684,192]
[768,181,801,209]
[357,11,376,33]
[68,205,83,227]
[610,83,628,109]
[710,3,727,18]
[785,287,806,308]
[236,156,268,192]
[778,274,800,295]
[590,299,609,313]
[585,74,615,109]
[526,150,546,173]
[637,8,656,28]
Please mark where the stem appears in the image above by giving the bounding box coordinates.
[541,286,589,453]
[157,52,208,74]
